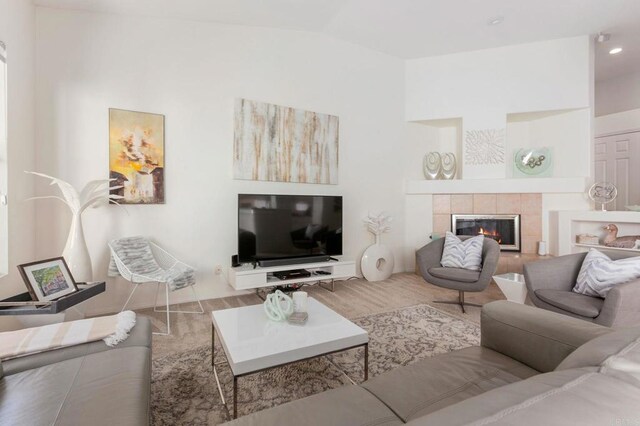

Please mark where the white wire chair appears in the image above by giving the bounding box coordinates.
[109,238,204,336]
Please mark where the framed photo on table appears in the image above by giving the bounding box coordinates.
[18,257,78,302]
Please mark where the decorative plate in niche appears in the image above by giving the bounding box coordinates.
[513,147,553,177]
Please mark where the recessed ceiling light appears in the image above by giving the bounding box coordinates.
[487,16,504,26]
[609,47,623,55]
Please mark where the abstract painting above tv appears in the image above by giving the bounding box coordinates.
[109,108,165,204]
[233,99,339,184]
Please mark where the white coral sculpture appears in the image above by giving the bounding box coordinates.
[364,212,392,242]
[25,171,124,212]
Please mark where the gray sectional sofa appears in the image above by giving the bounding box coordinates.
[0,317,152,426]
[227,301,640,425]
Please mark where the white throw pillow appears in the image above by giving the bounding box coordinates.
[440,232,484,271]
[574,249,640,297]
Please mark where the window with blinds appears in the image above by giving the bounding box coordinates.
[0,41,7,275]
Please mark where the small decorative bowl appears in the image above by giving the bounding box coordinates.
[626,206,640,212]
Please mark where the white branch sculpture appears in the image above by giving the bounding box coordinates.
[26,171,124,213]
[364,212,392,243]
[25,171,125,281]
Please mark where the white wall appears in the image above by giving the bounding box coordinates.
[404,36,592,179]
[596,71,640,117]
[405,36,592,121]
[405,119,461,181]
[403,194,432,270]
[0,0,37,331]
[406,109,592,182]
[35,8,407,314]
[402,37,594,268]
[595,108,640,136]
[505,109,591,178]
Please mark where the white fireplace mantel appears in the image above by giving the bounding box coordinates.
[405,177,587,195]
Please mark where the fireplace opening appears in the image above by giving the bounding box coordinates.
[451,214,521,252]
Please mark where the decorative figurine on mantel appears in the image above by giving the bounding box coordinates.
[603,224,640,249]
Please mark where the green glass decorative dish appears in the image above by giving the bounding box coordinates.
[514,147,552,176]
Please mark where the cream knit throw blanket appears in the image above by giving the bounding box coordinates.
[0,311,136,360]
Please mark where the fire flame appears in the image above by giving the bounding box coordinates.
[478,227,502,244]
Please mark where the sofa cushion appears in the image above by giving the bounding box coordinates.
[574,248,640,297]
[406,366,640,426]
[224,385,402,426]
[440,232,484,271]
[428,267,480,283]
[556,326,640,371]
[2,316,152,376]
[361,346,538,422]
[534,289,603,318]
[0,346,151,426]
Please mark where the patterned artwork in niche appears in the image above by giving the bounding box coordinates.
[464,128,506,165]
[233,99,339,184]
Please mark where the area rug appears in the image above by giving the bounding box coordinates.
[150,304,480,425]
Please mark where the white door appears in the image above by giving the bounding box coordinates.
[594,131,640,210]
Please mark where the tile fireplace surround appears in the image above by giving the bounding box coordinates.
[433,193,542,254]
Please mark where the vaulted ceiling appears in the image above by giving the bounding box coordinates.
[35,0,640,81]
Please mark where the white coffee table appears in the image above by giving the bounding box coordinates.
[211,297,369,418]
[493,273,529,304]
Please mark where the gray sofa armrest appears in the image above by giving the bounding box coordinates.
[480,301,611,372]
[597,278,640,327]
[523,253,586,293]
[3,316,152,376]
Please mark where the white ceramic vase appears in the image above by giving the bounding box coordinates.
[361,235,395,282]
[62,213,93,282]
[423,152,442,180]
[441,152,457,180]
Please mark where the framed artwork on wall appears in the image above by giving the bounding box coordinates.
[18,257,78,302]
[233,98,339,184]
[109,108,165,204]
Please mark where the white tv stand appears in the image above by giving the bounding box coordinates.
[228,259,356,291]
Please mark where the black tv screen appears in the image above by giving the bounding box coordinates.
[238,194,343,263]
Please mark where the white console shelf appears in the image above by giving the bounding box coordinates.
[552,210,640,256]
[228,259,356,291]
[573,243,640,254]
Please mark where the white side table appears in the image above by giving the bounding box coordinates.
[493,273,529,304]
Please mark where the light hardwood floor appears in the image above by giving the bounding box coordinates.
[138,273,506,358]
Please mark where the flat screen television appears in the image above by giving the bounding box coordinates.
[238,194,343,265]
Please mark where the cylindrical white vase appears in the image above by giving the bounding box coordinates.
[62,213,93,282]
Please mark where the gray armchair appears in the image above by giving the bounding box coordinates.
[416,236,500,313]
[523,252,640,327]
